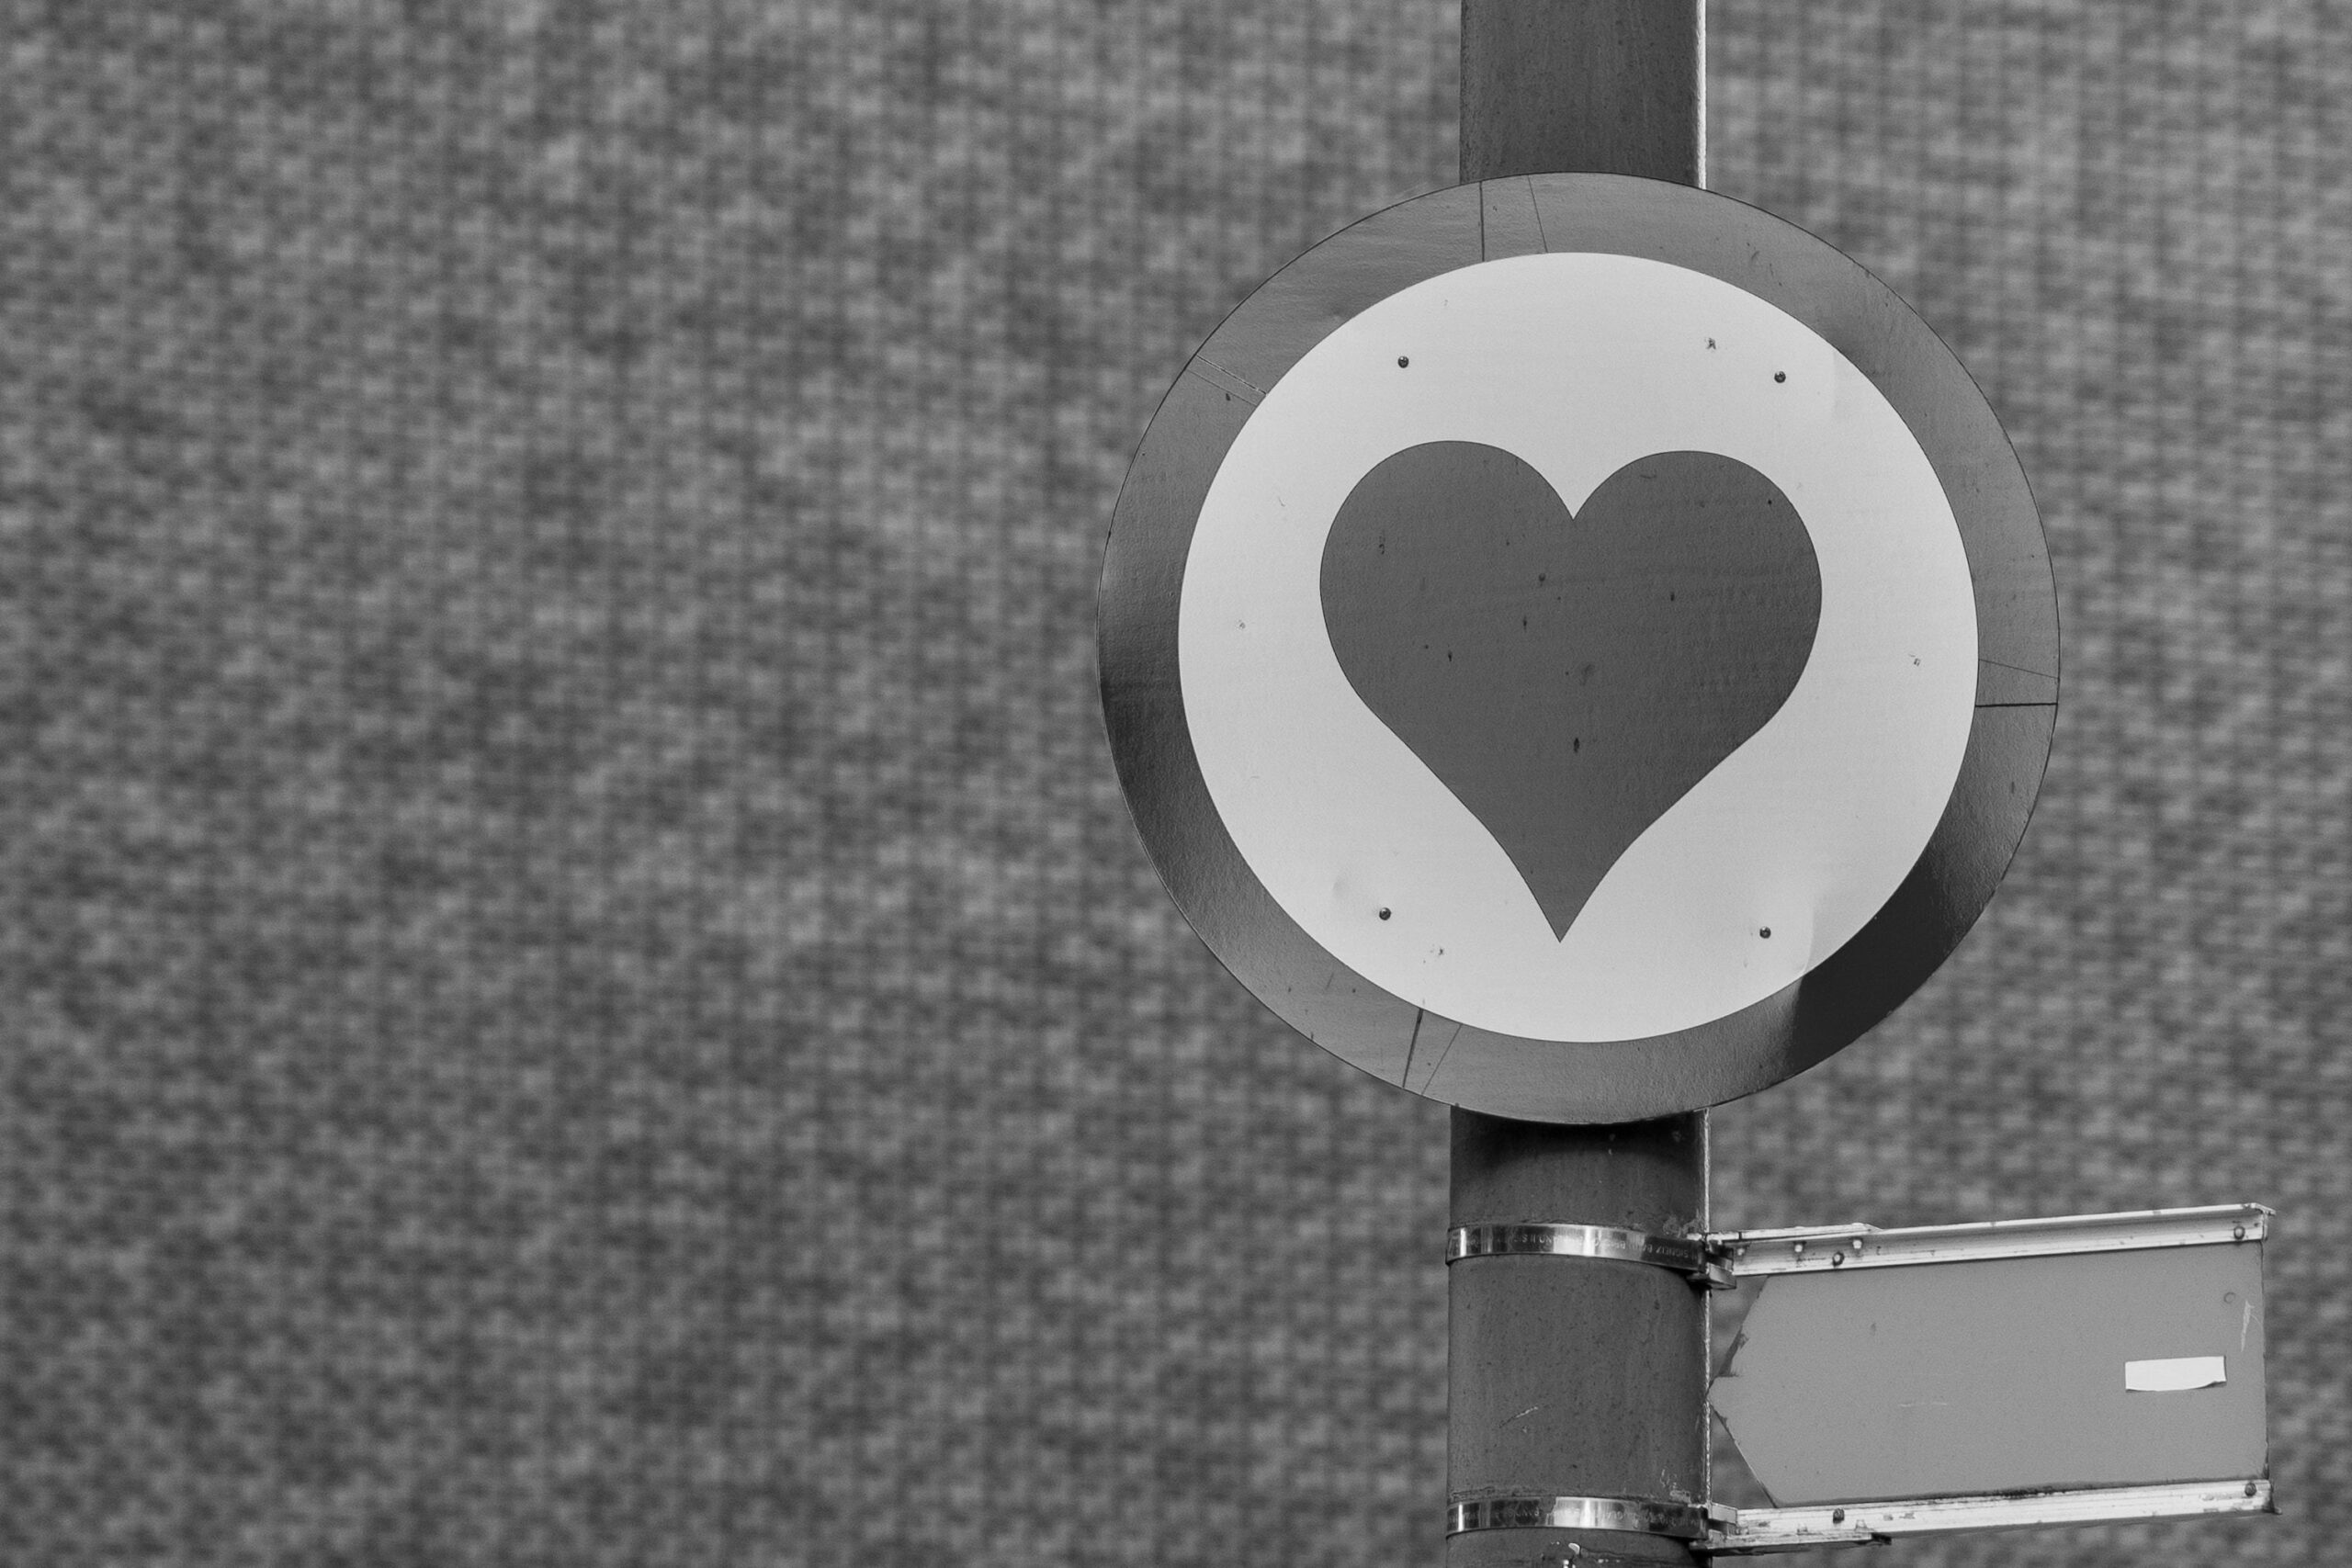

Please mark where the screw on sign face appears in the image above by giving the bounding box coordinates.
[1098,175,2057,1123]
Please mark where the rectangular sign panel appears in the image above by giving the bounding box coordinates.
[1710,1211,2267,1508]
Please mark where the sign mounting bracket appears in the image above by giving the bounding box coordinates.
[1709,1202,2271,1278]
[1697,1479,2276,1555]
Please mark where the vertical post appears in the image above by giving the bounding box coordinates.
[1450,9,1708,1564]
[1460,0,1703,186]
[1447,1111,1710,1565]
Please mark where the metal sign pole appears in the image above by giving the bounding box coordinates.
[1448,1112,1712,1564]
[1460,0,1703,187]
[1449,7,1709,1565]
[1089,0,2225,1549]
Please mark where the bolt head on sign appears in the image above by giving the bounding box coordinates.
[1098,175,2057,1123]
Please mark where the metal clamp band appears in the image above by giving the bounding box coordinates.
[1448,1222,1724,1284]
[1448,1494,1710,1540]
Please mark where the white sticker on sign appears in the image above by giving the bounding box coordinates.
[2124,1356,2226,1392]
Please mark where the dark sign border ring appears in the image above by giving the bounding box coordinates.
[1098,174,2057,1123]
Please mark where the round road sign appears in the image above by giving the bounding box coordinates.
[1099,174,2056,1123]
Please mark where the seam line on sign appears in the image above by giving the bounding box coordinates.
[1448,1495,1709,1540]
[1188,357,1264,405]
[1527,175,1547,250]
[1978,655,2058,678]
[1416,1019,1466,1097]
[1973,701,2059,709]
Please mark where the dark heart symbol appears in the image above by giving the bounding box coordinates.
[1320,442,1823,940]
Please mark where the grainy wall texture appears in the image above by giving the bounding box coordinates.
[1,3,2343,1565]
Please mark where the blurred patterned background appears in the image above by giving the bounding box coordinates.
[2,2,2344,1563]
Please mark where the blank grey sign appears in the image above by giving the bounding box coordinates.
[1712,1246,2267,1505]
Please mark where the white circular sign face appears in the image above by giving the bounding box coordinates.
[1177,253,1978,1043]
